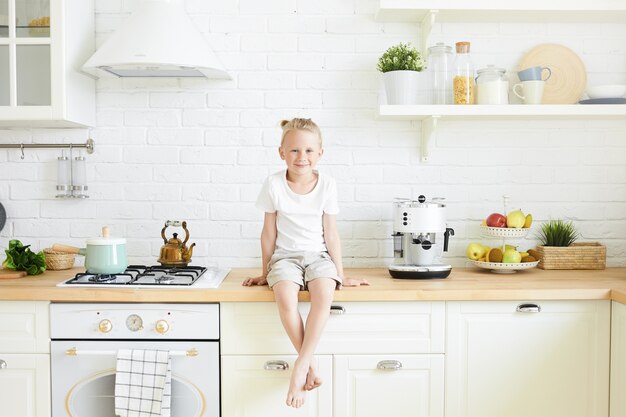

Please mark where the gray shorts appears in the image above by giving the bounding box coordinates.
[266,250,342,290]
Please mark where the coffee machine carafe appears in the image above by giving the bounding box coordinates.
[389,195,455,279]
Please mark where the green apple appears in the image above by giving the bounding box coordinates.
[502,248,522,263]
[466,243,488,260]
[506,210,526,228]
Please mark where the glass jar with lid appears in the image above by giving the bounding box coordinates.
[476,65,509,105]
[428,42,453,104]
[453,41,475,104]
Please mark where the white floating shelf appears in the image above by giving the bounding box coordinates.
[377,105,626,162]
[376,1,626,52]
[378,104,626,121]
[376,1,626,23]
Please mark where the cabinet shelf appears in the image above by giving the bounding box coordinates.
[378,105,626,161]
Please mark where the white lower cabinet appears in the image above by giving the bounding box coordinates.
[221,355,333,416]
[0,354,50,417]
[221,301,445,417]
[446,300,610,417]
[0,301,50,417]
[611,301,626,417]
[334,354,444,417]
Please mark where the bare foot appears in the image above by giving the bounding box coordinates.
[286,358,308,408]
[305,366,322,391]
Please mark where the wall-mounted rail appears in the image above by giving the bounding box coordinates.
[0,138,95,158]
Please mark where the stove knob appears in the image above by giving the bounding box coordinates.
[155,320,170,334]
[98,319,113,333]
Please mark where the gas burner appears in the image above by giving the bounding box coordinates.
[88,274,117,283]
[154,274,175,284]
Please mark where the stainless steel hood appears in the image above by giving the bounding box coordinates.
[82,0,230,79]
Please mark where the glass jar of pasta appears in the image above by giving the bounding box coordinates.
[453,41,475,105]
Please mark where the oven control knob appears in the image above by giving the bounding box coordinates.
[98,319,113,333]
[155,320,170,334]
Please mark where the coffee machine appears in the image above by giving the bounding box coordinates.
[389,195,455,279]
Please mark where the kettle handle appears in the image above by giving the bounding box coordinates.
[160,223,169,244]
[161,221,190,245]
[181,221,190,245]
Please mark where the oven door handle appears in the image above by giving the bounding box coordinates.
[65,347,199,357]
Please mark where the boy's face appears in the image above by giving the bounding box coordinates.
[279,130,323,176]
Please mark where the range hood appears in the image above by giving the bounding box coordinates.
[82,0,230,79]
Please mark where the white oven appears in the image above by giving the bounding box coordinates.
[50,303,220,417]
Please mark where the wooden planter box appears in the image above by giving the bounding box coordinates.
[534,242,606,270]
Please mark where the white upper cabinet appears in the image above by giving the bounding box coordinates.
[0,0,95,127]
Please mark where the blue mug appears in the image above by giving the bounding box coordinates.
[518,66,551,82]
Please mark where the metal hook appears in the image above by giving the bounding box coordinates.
[20,144,24,160]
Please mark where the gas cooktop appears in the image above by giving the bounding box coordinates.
[57,265,230,289]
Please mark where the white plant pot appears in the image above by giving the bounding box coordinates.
[383,70,422,105]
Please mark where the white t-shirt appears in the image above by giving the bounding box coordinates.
[256,169,339,252]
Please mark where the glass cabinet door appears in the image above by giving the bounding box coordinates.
[0,0,8,37]
[0,0,52,107]
[0,45,8,105]
[16,44,50,105]
[16,0,49,38]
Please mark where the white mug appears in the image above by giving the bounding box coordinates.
[513,80,545,105]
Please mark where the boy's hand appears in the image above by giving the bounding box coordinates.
[242,275,268,286]
[341,277,369,287]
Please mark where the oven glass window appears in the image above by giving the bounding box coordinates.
[67,372,204,417]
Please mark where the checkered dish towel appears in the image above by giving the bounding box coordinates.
[114,349,172,417]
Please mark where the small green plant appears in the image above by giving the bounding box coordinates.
[3,239,46,275]
[377,42,425,73]
[537,220,579,247]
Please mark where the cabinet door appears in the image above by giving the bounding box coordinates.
[611,301,626,417]
[334,354,444,417]
[446,300,610,417]
[0,301,49,353]
[222,355,332,417]
[0,354,50,417]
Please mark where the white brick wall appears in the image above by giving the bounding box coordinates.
[1,0,626,269]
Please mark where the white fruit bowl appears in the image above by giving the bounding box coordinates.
[480,226,530,238]
[470,260,539,274]
[586,84,626,99]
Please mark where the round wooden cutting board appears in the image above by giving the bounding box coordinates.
[519,43,587,104]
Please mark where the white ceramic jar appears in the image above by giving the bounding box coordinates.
[476,65,509,105]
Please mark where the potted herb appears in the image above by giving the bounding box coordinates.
[530,220,606,270]
[377,42,426,105]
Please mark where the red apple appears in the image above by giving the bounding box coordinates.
[486,213,507,228]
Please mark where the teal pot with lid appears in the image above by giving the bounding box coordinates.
[52,226,127,274]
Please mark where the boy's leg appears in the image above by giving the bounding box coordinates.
[287,277,336,407]
[272,280,305,353]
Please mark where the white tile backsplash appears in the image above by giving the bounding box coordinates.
[1,0,625,267]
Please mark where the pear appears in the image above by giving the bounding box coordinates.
[523,213,533,228]
[506,210,526,228]
[466,243,488,260]
[502,248,522,263]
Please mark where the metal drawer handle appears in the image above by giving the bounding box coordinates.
[377,360,402,370]
[330,305,346,315]
[0,359,6,369]
[516,303,541,313]
[264,360,289,371]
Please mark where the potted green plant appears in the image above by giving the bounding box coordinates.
[531,220,606,270]
[377,42,426,105]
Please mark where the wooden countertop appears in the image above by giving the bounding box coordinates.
[0,267,625,303]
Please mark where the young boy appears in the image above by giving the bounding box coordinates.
[242,118,368,408]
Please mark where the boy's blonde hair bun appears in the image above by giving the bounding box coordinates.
[280,118,322,146]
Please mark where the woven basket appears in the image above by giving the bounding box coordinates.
[44,249,76,271]
[533,242,606,270]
